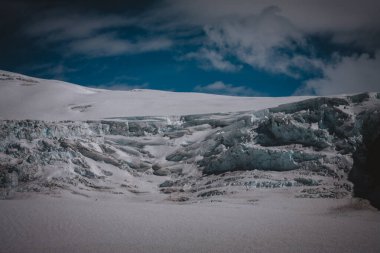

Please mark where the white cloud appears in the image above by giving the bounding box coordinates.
[89,83,149,91]
[153,0,380,75]
[159,0,380,36]
[26,13,172,57]
[195,81,262,96]
[22,62,78,80]
[150,3,325,76]
[68,33,172,57]
[186,48,241,72]
[22,0,380,88]
[296,51,380,95]
[196,6,323,76]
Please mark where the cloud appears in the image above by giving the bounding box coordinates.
[10,0,380,94]
[195,81,262,96]
[186,48,241,72]
[27,14,130,41]
[153,0,380,76]
[68,33,172,57]
[197,6,319,76]
[22,62,78,80]
[149,3,325,76]
[88,76,149,91]
[296,51,380,95]
[26,13,172,57]
[158,0,380,36]
[44,63,78,79]
[89,83,149,91]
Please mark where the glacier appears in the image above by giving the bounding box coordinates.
[1,91,380,208]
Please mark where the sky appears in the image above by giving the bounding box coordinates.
[1,0,380,96]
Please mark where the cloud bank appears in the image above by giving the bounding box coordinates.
[195,81,261,96]
[157,0,380,93]
[297,52,380,95]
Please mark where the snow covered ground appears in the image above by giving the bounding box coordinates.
[0,194,380,253]
[1,193,380,253]
[1,70,380,253]
[0,70,311,120]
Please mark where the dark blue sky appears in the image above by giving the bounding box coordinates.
[1,0,380,96]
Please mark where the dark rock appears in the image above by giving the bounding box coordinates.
[152,163,162,171]
[74,167,96,179]
[294,177,319,186]
[159,180,174,188]
[269,97,349,114]
[348,93,370,103]
[197,190,226,198]
[350,109,380,209]
[153,168,170,176]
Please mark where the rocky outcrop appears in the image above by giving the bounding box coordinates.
[350,109,380,209]
[269,97,349,114]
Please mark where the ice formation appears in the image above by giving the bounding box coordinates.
[1,90,379,208]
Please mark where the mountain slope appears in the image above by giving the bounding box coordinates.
[1,73,379,206]
[0,70,311,120]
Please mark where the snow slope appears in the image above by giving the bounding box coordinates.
[1,194,379,253]
[0,70,311,120]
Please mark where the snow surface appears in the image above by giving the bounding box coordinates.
[0,70,311,120]
[1,193,379,253]
[1,70,380,253]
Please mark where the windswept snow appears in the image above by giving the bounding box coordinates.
[0,70,311,120]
